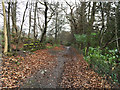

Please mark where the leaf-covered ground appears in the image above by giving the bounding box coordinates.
[1,45,120,89]
[1,48,58,88]
[60,53,112,88]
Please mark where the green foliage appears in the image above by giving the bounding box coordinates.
[74,33,99,49]
[91,33,97,36]
[53,44,60,47]
[74,34,87,43]
[12,34,16,38]
[74,34,87,49]
[45,37,54,45]
[84,47,120,84]
[17,62,20,65]
[46,46,53,49]
[64,42,72,46]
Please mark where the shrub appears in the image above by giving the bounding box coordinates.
[64,42,71,46]
[84,47,120,84]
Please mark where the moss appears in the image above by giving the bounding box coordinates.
[29,43,34,46]
[24,44,29,46]
[23,42,46,51]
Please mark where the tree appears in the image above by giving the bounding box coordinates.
[115,2,120,51]
[2,1,8,54]
[16,1,28,51]
[54,2,59,43]
[62,1,77,43]
[11,0,17,34]
[99,2,105,46]
[48,2,64,43]
[40,1,48,42]
[7,1,11,52]
[33,1,38,41]
[28,2,32,38]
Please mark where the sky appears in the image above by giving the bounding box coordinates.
[0,0,119,33]
[0,0,75,32]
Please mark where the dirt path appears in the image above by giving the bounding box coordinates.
[20,46,119,89]
[21,46,74,88]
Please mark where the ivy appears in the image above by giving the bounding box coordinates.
[84,47,120,84]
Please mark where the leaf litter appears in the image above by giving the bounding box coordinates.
[1,46,120,89]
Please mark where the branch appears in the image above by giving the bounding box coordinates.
[38,1,44,5]
[47,11,54,23]
[64,0,71,7]
[0,13,3,16]
[102,37,120,49]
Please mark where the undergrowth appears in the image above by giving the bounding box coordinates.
[83,47,120,85]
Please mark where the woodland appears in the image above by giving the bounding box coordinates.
[0,0,120,89]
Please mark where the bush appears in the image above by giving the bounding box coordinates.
[53,44,60,47]
[84,47,120,84]
[64,42,71,46]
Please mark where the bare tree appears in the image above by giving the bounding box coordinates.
[40,1,48,42]
[16,1,28,51]
[11,0,17,34]
[28,2,32,38]
[7,1,11,52]
[2,1,8,54]
[33,1,38,41]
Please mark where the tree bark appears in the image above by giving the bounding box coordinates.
[88,2,91,21]
[2,1,8,54]
[7,1,11,52]
[40,2,48,43]
[115,5,119,51]
[33,1,37,41]
[99,2,105,46]
[28,2,32,38]
[55,10,58,43]
[11,0,17,34]
[89,2,96,30]
[87,2,96,48]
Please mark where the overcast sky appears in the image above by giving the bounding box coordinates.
[0,0,77,32]
[0,0,118,33]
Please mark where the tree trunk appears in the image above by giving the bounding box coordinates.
[88,2,91,21]
[2,1,8,54]
[55,11,58,43]
[89,2,96,29]
[7,1,11,52]
[28,2,32,38]
[40,2,48,43]
[16,1,28,51]
[115,5,119,51]
[11,1,17,35]
[99,2,105,46]
[33,1,37,41]
[87,2,96,48]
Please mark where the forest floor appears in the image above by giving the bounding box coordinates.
[1,45,120,89]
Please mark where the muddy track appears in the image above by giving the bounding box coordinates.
[21,46,76,88]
